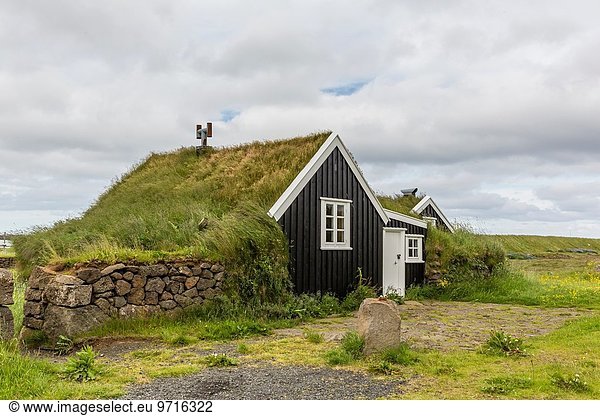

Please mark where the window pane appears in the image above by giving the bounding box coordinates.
[326,204,333,216]
[337,231,345,243]
[326,231,334,243]
[337,204,344,217]
[337,217,344,229]
[326,217,333,229]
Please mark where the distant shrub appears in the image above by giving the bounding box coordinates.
[380,343,419,365]
[204,353,237,368]
[481,376,533,395]
[63,346,102,382]
[551,372,590,392]
[481,331,528,357]
[304,330,324,344]
[340,331,364,359]
[324,349,353,366]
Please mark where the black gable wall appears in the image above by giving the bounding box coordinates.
[421,204,450,232]
[278,147,384,297]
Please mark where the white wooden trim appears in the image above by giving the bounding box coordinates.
[268,133,389,223]
[320,197,353,203]
[383,209,428,228]
[320,199,351,250]
[411,196,455,232]
[405,235,423,263]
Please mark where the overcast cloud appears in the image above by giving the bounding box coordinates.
[1,0,599,237]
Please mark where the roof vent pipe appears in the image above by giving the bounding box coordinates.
[401,188,418,197]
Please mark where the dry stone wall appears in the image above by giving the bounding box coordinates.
[0,257,16,269]
[0,268,14,340]
[21,261,225,341]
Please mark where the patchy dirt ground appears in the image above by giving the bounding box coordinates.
[274,300,591,351]
[112,300,592,399]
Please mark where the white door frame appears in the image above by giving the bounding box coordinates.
[382,227,406,296]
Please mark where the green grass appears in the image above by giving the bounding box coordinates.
[481,235,600,255]
[378,194,423,216]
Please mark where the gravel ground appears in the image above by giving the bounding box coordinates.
[122,365,402,400]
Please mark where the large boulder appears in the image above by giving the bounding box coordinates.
[357,298,403,355]
[44,279,92,307]
[0,306,14,340]
[42,304,109,339]
[0,268,14,305]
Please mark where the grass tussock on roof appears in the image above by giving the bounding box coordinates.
[14,131,330,271]
[377,194,423,217]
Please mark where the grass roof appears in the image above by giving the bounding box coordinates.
[15,131,330,270]
[377,194,423,217]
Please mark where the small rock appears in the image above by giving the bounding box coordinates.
[185,276,199,289]
[111,272,123,280]
[214,272,225,281]
[95,298,112,315]
[76,268,101,284]
[24,288,42,302]
[160,292,173,301]
[28,266,55,290]
[93,276,115,293]
[123,271,134,281]
[23,301,43,317]
[101,263,126,276]
[146,277,166,293]
[114,296,127,308]
[159,300,178,310]
[197,278,215,291]
[179,266,193,277]
[115,280,132,296]
[201,269,214,279]
[23,316,44,330]
[183,288,198,298]
[132,275,147,288]
[174,294,194,308]
[191,266,203,276]
[53,274,84,286]
[128,288,145,305]
[145,291,159,305]
[146,264,168,277]
[210,264,225,273]
[0,268,14,305]
[200,262,212,269]
[201,287,219,299]
[0,306,14,340]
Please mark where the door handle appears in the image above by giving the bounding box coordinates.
[397,254,401,259]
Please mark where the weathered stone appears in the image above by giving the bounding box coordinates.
[172,275,187,283]
[145,277,166,293]
[201,269,214,279]
[101,263,126,276]
[29,266,55,290]
[23,316,44,330]
[197,278,215,290]
[146,264,168,277]
[94,298,112,315]
[201,287,219,299]
[160,291,173,301]
[25,288,43,302]
[128,288,145,305]
[53,274,84,285]
[122,271,134,281]
[168,267,179,276]
[132,274,147,288]
[210,264,225,273]
[185,276,199,289]
[167,281,183,294]
[44,282,92,307]
[125,266,140,274]
[159,300,178,310]
[0,306,14,340]
[200,262,212,269]
[145,291,159,305]
[174,294,194,308]
[111,272,123,280]
[114,296,127,308]
[115,280,132,296]
[183,287,198,298]
[76,268,101,284]
[118,304,146,318]
[191,266,203,276]
[24,301,43,317]
[214,272,225,281]
[42,304,108,339]
[357,298,403,355]
[93,276,115,293]
[0,268,14,305]
[179,266,193,277]
[95,291,114,299]
[145,305,161,314]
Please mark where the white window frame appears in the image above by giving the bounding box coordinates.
[423,216,437,228]
[320,197,352,250]
[405,234,423,263]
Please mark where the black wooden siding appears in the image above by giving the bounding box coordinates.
[387,218,427,287]
[421,204,450,232]
[278,147,384,297]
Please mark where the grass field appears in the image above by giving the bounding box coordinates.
[480,234,600,255]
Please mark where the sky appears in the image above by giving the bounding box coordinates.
[0,0,599,238]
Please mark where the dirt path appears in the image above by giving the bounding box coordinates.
[116,300,592,399]
[274,300,591,351]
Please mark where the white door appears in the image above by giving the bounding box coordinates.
[383,228,406,296]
